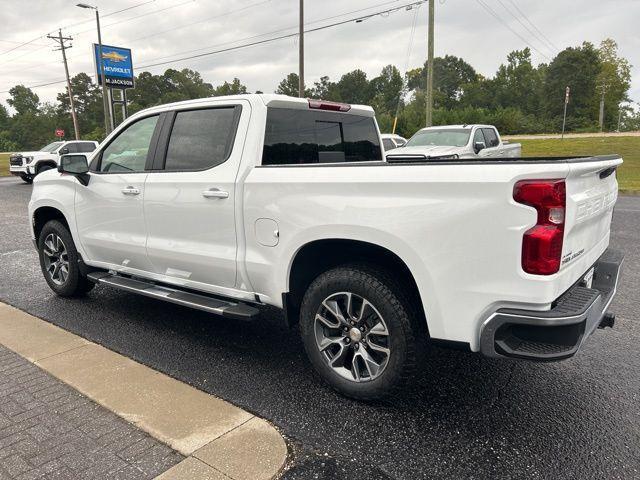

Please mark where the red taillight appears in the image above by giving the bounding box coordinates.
[308,99,351,112]
[513,179,566,275]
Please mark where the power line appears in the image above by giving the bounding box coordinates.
[0,0,157,65]
[1,0,426,94]
[130,0,272,43]
[494,0,556,56]
[3,0,400,73]
[71,0,196,36]
[474,0,551,61]
[138,0,428,69]
[506,0,559,52]
[59,0,157,30]
[133,0,408,66]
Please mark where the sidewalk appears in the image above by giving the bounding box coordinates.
[0,302,287,480]
[0,345,183,479]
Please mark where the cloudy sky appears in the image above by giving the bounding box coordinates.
[0,0,638,110]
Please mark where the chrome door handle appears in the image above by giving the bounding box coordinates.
[202,188,229,199]
[121,186,140,195]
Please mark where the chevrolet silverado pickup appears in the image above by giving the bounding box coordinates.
[28,94,623,400]
[391,124,521,159]
[10,140,98,184]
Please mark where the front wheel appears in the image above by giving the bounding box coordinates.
[20,174,33,184]
[299,264,420,401]
[38,220,94,297]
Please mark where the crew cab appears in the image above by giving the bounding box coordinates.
[28,94,623,400]
[10,140,98,183]
[392,124,521,159]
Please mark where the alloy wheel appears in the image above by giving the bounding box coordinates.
[42,233,69,286]
[314,291,391,382]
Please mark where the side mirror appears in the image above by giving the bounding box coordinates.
[58,154,90,185]
[474,141,486,154]
[59,147,69,155]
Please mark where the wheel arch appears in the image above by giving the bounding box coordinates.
[284,238,427,330]
[35,160,57,173]
[33,206,69,241]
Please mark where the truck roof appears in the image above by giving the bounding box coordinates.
[128,94,375,120]
[416,124,496,131]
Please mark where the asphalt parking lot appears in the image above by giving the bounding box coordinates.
[1,176,639,479]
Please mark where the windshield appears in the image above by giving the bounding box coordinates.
[40,142,63,153]
[406,129,471,147]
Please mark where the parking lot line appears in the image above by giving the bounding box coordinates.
[0,302,288,480]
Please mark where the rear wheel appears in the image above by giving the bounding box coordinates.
[299,264,419,401]
[38,220,94,297]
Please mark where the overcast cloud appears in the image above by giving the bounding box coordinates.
[0,0,638,110]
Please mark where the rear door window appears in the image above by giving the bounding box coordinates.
[481,128,499,147]
[473,129,486,145]
[164,107,239,171]
[78,142,97,153]
[262,108,382,165]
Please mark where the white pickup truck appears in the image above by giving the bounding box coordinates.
[9,140,98,184]
[390,124,521,160]
[28,94,623,401]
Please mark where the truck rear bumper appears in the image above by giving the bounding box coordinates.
[480,248,623,361]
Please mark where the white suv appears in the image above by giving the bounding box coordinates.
[9,140,98,183]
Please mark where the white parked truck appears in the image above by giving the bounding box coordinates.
[28,94,623,401]
[390,124,521,160]
[9,140,98,184]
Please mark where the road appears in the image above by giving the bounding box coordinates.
[1,176,639,479]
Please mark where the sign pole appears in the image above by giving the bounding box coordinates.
[561,86,570,140]
[95,9,111,135]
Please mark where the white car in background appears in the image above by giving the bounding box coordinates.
[9,140,99,184]
[380,133,407,151]
[390,124,521,160]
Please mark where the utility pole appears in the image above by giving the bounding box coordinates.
[298,0,304,97]
[598,85,606,133]
[77,3,111,134]
[48,30,80,140]
[425,0,434,127]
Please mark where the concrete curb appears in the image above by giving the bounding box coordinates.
[0,302,288,480]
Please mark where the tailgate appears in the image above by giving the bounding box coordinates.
[561,155,622,272]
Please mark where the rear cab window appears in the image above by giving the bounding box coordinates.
[262,108,382,165]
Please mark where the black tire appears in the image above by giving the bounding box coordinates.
[36,164,54,176]
[299,264,420,401]
[37,220,94,297]
[20,174,33,184]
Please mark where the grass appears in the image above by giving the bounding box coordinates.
[518,136,640,194]
[0,153,9,177]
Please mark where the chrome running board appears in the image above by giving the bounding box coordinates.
[87,272,260,320]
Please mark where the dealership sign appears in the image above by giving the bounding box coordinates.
[93,44,134,88]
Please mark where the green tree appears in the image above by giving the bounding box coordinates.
[408,55,479,109]
[369,65,403,115]
[56,73,104,136]
[492,48,545,115]
[275,72,306,96]
[596,38,632,130]
[544,42,601,130]
[213,78,247,96]
[336,69,371,105]
[7,85,40,115]
[309,76,339,100]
